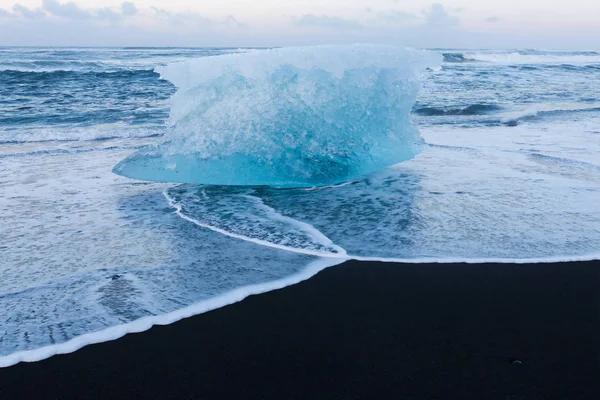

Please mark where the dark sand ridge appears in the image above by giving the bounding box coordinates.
[1,260,599,399]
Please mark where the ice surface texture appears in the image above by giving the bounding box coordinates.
[113,45,441,187]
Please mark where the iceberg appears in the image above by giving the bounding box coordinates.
[113,45,441,187]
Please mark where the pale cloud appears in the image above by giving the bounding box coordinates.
[0,1,224,46]
[12,4,45,19]
[0,8,14,17]
[42,0,91,20]
[2,2,141,22]
[151,7,213,27]
[376,10,418,26]
[285,4,465,49]
[121,1,137,17]
[423,3,459,27]
[222,15,248,29]
[294,14,362,30]
[39,1,139,22]
[363,3,454,29]
[96,7,121,21]
[0,1,598,49]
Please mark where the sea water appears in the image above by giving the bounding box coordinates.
[1,46,599,365]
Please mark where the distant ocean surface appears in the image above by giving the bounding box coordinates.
[1,47,599,364]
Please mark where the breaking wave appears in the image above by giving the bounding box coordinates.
[443,51,600,65]
[442,53,476,63]
[500,103,600,125]
[413,104,502,116]
[0,68,160,79]
[0,126,163,144]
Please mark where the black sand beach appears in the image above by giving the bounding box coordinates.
[1,260,599,399]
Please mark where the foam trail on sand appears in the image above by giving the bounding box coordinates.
[0,258,345,368]
[348,254,600,265]
[242,194,346,254]
[163,189,348,258]
[165,183,600,264]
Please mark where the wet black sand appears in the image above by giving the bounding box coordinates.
[1,260,599,399]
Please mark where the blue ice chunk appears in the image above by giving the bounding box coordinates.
[113,45,441,187]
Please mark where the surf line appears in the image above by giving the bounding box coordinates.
[162,189,349,259]
[164,189,600,265]
[0,257,344,368]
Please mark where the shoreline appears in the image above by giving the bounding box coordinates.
[1,259,599,399]
[6,254,599,368]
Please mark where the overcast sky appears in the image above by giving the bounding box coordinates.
[0,1,599,48]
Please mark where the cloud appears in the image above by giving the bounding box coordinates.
[12,4,45,19]
[366,4,454,30]
[0,8,14,18]
[485,16,500,23]
[152,7,213,28]
[222,15,248,29]
[42,0,91,20]
[6,2,139,22]
[121,2,137,17]
[96,7,122,22]
[96,2,139,21]
[1,1,599,49]
[376,10,418,26]
[423,3,459,28]
[295,14,362,30]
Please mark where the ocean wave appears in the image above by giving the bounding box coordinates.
[442,53,476,63]
[528,153,600,173]
[0,68,160,79]
[0,126,163,144]
[413,102,600,124]
[0,145,145,159]
[0,60,109,73]
[413,104,502,116]
[123,47,194,50]
[443,51,600,65]
[468,52,600,64]
[500,103,600,125]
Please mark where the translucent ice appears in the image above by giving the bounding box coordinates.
[113,45,441,187]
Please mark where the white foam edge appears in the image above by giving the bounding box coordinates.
[499,102,600,124]
[241,194,347,255]
[165,188,600,266]
[0,257,345,368]
[163,188,348,259]
[349,254,600,264]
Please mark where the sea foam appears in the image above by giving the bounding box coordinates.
[0,257,345,368]
[462,52,600,64]
[113,45,441,187]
